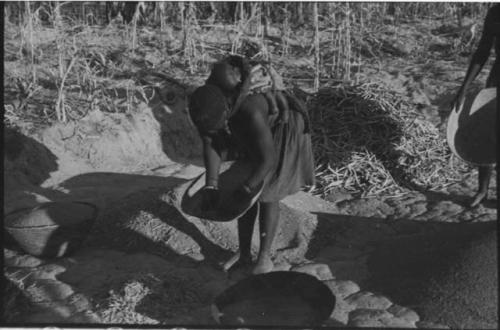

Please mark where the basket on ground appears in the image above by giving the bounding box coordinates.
[4,201,98,258]
[212,271,335,326]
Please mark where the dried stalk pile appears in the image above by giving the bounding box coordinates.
[309,83,471,197]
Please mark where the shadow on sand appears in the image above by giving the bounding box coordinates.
[3,126,233,325]
[305,211,497,328]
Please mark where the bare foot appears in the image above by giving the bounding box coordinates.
[252,256,274,274]
[469,192,488,208]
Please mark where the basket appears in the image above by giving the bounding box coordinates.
[212,271,335,326]
[447,88,497,166]
[180,161,264,222]
[4,201,98,258]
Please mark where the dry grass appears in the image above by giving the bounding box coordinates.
[3,2,483,196]
[95,271,209,324]
[3,280,24,323]
[4,2,488,124]
[308,83,471,197]
[4,20,163,127]
[97,274,158,324]
[3,272,33,323]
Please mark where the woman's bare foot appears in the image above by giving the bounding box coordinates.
[252,255,274,274]
[469,191,488,208]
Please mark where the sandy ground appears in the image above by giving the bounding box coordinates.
[4,89,497,327]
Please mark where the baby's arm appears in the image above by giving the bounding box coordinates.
[264,90,279,115]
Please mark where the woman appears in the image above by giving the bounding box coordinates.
[451,4,499,208]
[188,58,315,274]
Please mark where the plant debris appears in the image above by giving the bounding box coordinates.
[308,83,471,197]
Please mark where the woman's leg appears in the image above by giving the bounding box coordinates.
[222,203,258,271]
[470,165,493,207]
[253,201,280,274]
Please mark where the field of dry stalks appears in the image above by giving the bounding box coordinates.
[4,2,492,197]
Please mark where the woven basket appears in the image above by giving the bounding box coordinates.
[212,271,335,326]
[5,201,98,258]
[180,161,264,222]
[447,88,497,166]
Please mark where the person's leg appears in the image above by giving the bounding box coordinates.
[253,201,280,274]
[470,165,493,207]
[222,203,258,271]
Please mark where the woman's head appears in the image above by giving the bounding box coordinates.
[188,84,228,134]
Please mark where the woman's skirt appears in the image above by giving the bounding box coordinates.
[211,93,315,202]
[260,104,315,202]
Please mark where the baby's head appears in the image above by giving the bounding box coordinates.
[208,61,242,92]
[208,54,251,92]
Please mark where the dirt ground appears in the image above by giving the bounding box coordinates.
[3,13,498,329]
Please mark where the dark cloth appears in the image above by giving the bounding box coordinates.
[211,93,315,202]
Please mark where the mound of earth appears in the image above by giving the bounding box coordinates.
[5,79,200,184]
[3,78,203,215]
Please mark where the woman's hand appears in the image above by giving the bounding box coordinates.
[451,90,465,112]
[234,184,254,204]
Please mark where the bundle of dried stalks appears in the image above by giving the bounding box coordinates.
[309,83,471,197]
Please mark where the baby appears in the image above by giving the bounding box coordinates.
[249,63,289,124]
[207,55,289,123]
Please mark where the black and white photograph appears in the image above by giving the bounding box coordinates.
[3,1,498,328]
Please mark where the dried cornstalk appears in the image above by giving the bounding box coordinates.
[313,2,320,91]
[24,1,36,84]
[309,83,471,197]
[55,54,77,122]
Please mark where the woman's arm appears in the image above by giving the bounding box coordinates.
[233,95,276,191]
[453,9,495,107]
[201,134,222,187]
